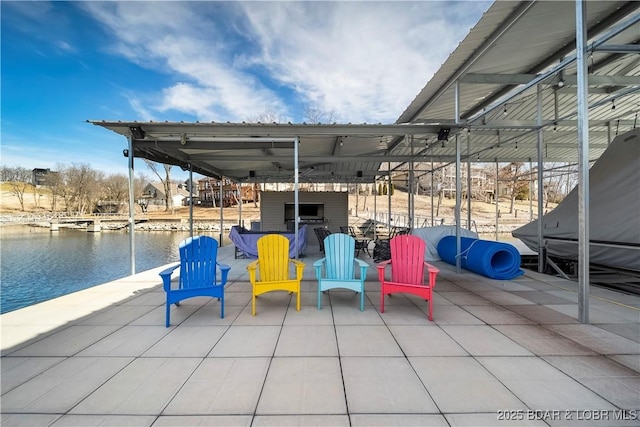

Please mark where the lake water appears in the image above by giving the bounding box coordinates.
[0,226,202,314]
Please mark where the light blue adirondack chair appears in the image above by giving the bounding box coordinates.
[159,236,230,327]
[313,233,370,311]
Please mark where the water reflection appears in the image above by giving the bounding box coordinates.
[0,226,207,314]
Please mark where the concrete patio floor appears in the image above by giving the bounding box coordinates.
[1,243,639,426]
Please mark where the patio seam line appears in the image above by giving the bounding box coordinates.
[386,322,446,415]
[249,295,287,421]
[541,354,638,411]
[330,293,351,419]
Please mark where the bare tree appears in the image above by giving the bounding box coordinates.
[246,110,287,124]
[497,162,529,214]
[4,166,32,211]
[304,105,337,124]
[0,165,12,182]
[100,174,130,213]
[33,186,43,210]
[61,164,102,214]
[144,161,174,212]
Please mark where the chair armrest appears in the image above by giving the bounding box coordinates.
[354,258,369,268]
[376,259,391,268]
[159,263,180,292]
[422,261,440,274]
[313,258,326,280]
[246,260,259,284]
[376,259,391,282]
[312,258,326,267]
[423,261,440,288]
[290,259,306,280]
[355,258,369,280]
[217,262,231,285]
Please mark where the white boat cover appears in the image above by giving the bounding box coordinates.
[512,128,640,272]
[412,226,479,262]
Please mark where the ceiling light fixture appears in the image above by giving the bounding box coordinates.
[437,127,450,141]
[129,126,145,139]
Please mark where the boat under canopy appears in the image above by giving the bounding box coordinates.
[512,128,640,273]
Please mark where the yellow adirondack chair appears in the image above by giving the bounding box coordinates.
[246,234,305,315]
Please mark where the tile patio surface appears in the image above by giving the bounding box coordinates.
[1,243,639,426]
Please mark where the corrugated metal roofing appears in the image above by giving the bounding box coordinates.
[396,1,639,164]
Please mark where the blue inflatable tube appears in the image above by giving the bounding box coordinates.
[437,236,524,280]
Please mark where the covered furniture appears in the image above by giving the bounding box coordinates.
[313,233,370,311]
[247,234,305,316]
[159,236,230,327]
[376,234,439,321]
[411,226,478,262]
[229,225,307,259]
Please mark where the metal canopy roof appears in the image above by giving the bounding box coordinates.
[396,0,640,164]
[89,121,459,183]
[91,1,640,182]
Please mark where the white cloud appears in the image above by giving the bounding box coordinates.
[81,1,286,122]
[237,1,490,123]
[82,1,490,124]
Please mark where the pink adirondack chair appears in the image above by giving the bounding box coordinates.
[376,234,439,321]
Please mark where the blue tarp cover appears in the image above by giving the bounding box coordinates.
[229,225,307,258]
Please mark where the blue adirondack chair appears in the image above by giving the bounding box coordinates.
[159,236,231,327]
[313,233,370,311]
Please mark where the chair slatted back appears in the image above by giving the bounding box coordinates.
[256,234,291,282]
[390,234,426,286]
[179,236,219,289]
[324,233,356,280]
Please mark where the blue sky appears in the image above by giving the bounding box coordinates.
[1,1,491,181]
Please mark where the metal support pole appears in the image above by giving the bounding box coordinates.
[219,178,224,245]
[466,130,472,230]
[294,136,300,258]
[189,165,193,238]
[529,159,533,221]
[537,84,545,272]
[576,0,590,323]
[374,178,378,239]
[429,157,435,227]
[454,80,462,272]
[455,135,462,273]
[409,135,414,229]
[431,157,434,226]
[495,159,499,241]
[127,136,135,275]
[387,162,392,233]
[237,181,242,227]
